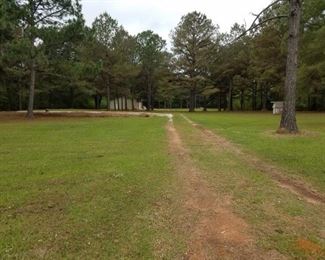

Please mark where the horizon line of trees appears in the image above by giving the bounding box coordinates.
[1,0,324,117]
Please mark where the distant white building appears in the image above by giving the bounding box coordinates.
[109,98,145,111]
[272,101,284,115]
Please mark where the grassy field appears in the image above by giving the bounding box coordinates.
[186,112,325,192]
[174,114,325,258]
[0,112,324,259]
[0,116,184,259]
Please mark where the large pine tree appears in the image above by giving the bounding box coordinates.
[16,0,80,118]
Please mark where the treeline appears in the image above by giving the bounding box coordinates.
[0,0,324,114]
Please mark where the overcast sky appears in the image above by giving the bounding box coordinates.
[80,0,272,44]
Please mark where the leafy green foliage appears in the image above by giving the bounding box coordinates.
[0,2,324,111]
[136,30,166,110]
[171,11,217,111]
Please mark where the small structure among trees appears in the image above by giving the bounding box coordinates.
[1,0,324,128]
[109,98,144,111]
[272,101,284,114]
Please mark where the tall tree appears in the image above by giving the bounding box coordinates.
[279,0,301,133]
[0,0,17,108]
[296,0,325,110]
[17,0,80,118]
[250,25,286,110]
[112,28,139,110]
[237,0,303,132]
[172,11,217,112]
[136,30,166,111]
[92,12,118,110]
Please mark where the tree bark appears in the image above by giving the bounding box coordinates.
[321,94,325,111]
[203,96,208,111]
[70,86,74,108]
[227,79,233,111]
[240,90,244,110]
[145,72,153,111]
[94,94,101,109]
[217,93,220,111]
[19,83,23,111]
[120,97,123,111]
[261,85,267,111]
[106,82,110,111]
[27,58,36,118]
[252,83,257,111]
[131,97,135,111]
[124,96,128,111]
[5,82,12,111]
[94,96,97,109]
[189,89,196,112]
[99,95,102,109]
[147,82,152,111]
[279,0,301,133]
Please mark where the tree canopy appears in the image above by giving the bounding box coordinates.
[0,0,324,118]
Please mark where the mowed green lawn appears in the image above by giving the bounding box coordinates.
[0,117,183,259]
[186,112,325,191]
[1,112,324,259]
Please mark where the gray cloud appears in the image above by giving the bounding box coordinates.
[80,0,272,43]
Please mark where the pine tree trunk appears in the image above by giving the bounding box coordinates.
[106,82,110,111]
[189,89,196,112]
[70,86,74,108]
[252,83,257,111]
[98,95,102,109]
[261,85,267,111]
[240,90,244,110]
[27,58,36,118]
[19,83,23,111]
[94,96,97,109]
[147,80,152,111]
[227,80,233,111]
[117,96,120,110]
[124,96,128,111]
[279,0,301,133]
[131,97,135,111]
[6,82,12,111]
[203,96,208,111]
[120,97,123,111]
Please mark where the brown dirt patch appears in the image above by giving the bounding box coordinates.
[0,111,151,122]
[181,114,325,205]
[263,130,319,138]
[166,122,284,259]
[1,192,68,217]
[296,239,322,254]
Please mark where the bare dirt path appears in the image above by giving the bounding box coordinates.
[14,110,173,121]
[180,114,325,205]
[166,121,284,259]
